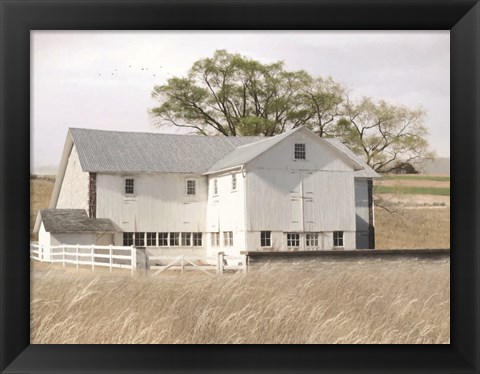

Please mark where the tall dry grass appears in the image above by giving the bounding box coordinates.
[375,207,450,249]
[31,259,450,344]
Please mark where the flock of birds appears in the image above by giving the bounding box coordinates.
[97,65,170,78]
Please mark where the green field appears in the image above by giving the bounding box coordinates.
[381,175,450,182]
[374,185,450,196]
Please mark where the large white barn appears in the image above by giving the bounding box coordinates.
[34,126,379,258]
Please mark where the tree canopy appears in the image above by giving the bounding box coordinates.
[150,49,434,172]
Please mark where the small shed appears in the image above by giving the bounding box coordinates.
[33,209,119,260]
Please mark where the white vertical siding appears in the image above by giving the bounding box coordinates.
[56,145,89,210]
[96,173,207,232]
[246,169,355,232]
[205,170,247,257]
[38,222,51,260]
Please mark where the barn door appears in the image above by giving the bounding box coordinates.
[289,171,303,231]
[302,171,315,231]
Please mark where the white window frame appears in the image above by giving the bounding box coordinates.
[123,232,134,246]
[185,179,197,196]
[287,233,300,247]
[231,174,237,192]
[211,232,219,247]
[260,231,272,247]
[169,232,180,247]
[294,143,306,160]
[181,232,192,246]
[134,232,145,247]
[213,178,218,196]
[193,233,203,247]
[124,177,135,195]
[158,232,169,247]
[146,232,157,247]
[223,231,233,246]
[333,231,344,248]
[306,233,319,247]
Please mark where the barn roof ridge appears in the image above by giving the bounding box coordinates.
[67,126,378,178]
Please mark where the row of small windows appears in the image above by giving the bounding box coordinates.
[210,231,233,247]
[124,175,238,196]
[261,231,344,248]
[123,232,203,247]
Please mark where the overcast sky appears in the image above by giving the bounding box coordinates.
[31,31,449,171]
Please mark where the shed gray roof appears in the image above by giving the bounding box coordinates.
[39,209,119,233]
[70,128,263,173]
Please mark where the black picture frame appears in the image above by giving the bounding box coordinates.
[1,1,479,373]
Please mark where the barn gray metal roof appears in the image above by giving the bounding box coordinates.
[69,128,263,173]
[206,128,299,173]
[69,127,378,178]
[39,209,118,233]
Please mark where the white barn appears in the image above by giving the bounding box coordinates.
[34,126,379,258]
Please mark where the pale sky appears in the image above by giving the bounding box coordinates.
[31,31,450,172]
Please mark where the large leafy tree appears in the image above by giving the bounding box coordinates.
[150,49,434,172]
[334,97,435,172]
[151,50,327,136]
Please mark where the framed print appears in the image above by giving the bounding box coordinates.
[1,0,479,373]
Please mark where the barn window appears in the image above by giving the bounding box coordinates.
[306,233,319,247]
[158,232,168,246]
[123,232,134,246]
[186,179,196,195]
[231,174,237,191]
[260,231,271,247]
[213,179,218,195]
[146,232,157,246]
[135,232,145,247]
[211,233,219,247]
[294,143,306,160]
[223,231,233,246]
[181,232,192,246]
[287,233,300,247]
[125,178,134,194]
[169,232,180,246]
[193,233,203,246]
[333,231,344,247]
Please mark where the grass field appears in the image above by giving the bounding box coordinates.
[381,175,450,182]
[31,259,449,344]
[374,185,450,196]
[30,174,450,344]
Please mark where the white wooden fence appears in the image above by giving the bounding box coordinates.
[30,243,136,274]
[30,243,248,275]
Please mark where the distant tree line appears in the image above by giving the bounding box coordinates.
[150,50,434,173]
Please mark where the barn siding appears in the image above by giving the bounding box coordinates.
[56,145,89,210]
[245,169,355,232]
[38,222,51,260]
[248,129,354,172]
[96,173,207,232]
[205,170,247,257]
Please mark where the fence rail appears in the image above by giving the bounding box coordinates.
[30,244,248,275]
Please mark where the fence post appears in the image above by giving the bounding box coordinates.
[109,245,113,272]
[76,244,79,269]
[242,254,248,274]
[63,246,65,268]
[91,245,95,271]
[218,252,224,274]
[131,245,136,276]
[181,256,185,274]
[40,245,44,263]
